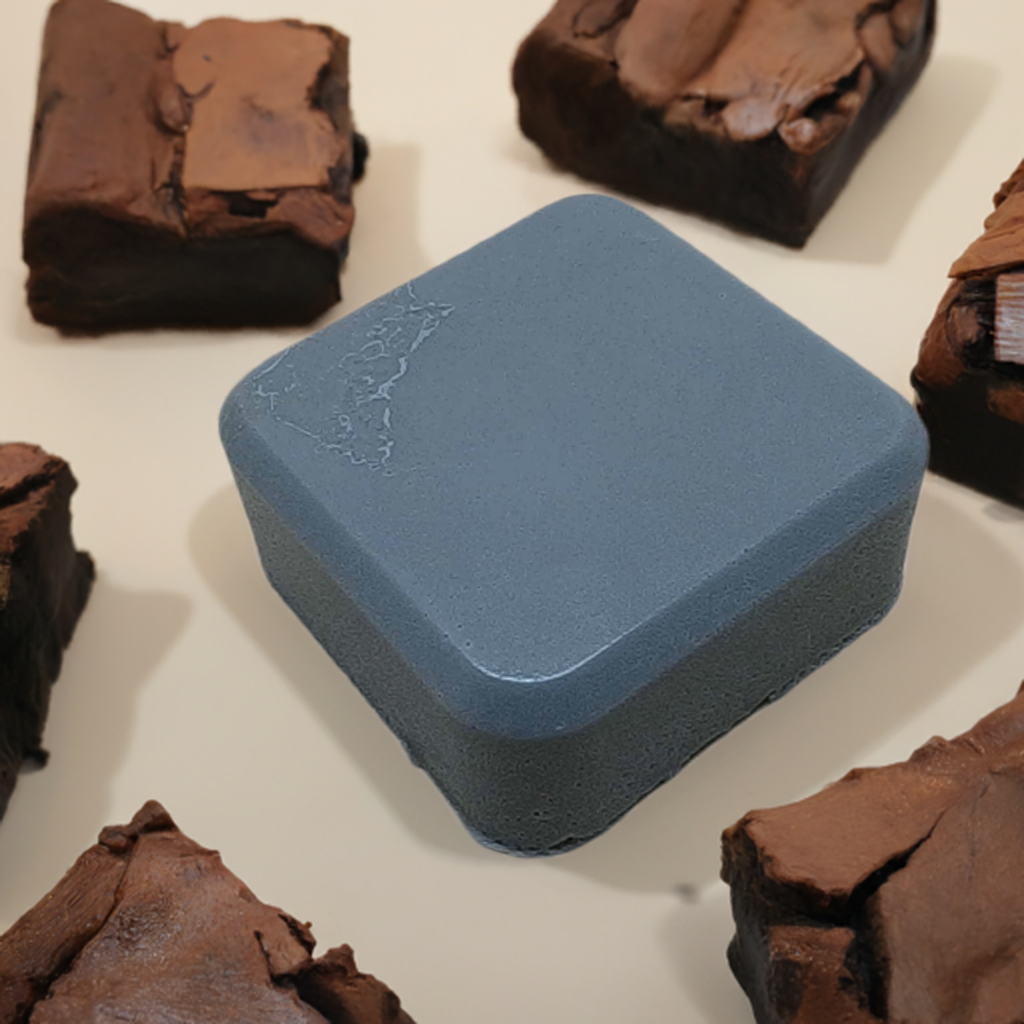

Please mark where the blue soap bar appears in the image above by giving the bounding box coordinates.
[220,196,928,855]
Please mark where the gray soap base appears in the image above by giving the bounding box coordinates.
[235,472,916,855]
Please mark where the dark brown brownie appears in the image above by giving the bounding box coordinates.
[0,443,93,820]
[722,685,1024,1024]
[0,801,415,1024]
[24,0,368,332]
[912,159,1024,507]
[513,0,935,246]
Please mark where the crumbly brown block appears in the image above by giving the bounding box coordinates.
[912,159,1024,507]
[513,0,935,246]
[0,801,415,1024]
[0,443,93,820]
[722,684,1024,1024]
[24,0,367,331]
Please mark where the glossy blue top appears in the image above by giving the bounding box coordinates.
[221,196,927,739]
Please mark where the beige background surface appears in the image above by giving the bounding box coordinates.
[2,2,1023,1021]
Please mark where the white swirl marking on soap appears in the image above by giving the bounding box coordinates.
[250,285,454,470]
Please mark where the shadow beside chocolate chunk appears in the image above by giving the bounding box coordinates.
[913,159,1024,507]
[723,684,1024,1024]
[0,443,93,820]
[0,801,414,1024]
[24,0,367,332]
[513,0,935,246]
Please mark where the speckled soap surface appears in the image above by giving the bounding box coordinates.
[221,195,928,854]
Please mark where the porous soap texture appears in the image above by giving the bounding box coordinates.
[913,158,1024,507]
[513,0,935,246]
[221,195,927,854]
[0,801,414,1023]
[723,685,1024,1024]
[0,443,93,820]
[24,0,365,331]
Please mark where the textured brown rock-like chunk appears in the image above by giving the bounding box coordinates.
[24,0,367,331]
[0,443,93,820]
[912,158,1024,507]
[722,685,1024,1024]
[0,801,414,1024]
[513,0,935,246]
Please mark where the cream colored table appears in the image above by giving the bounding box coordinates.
[2,2,1023,1021]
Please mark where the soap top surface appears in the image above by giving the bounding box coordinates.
[222,196,926,736]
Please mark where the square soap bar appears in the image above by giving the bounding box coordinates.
[24,0,364,331]
[221,196,927,854]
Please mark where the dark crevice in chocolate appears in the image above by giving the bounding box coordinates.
[679,94,728,121]
[801,65,866,124]
[225,193,280,219]
[99,802,178,853]
[281,915,316,955]
[844,832,932,927]
[164,139,188,228]
[179,79,214,104]
[254,930,278,979]
[0,472,55,512]
[843,829,936,1019]
[352,133,369,183]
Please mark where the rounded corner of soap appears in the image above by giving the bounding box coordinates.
[542,191,637,227]
[902,398,931,471]
[880,387,931,488]
[439,650,604,743]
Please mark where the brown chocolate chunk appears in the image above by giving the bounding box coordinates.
[0,801,414,1024]
[722,685,1024,1024]
[24,0,367,332]
[912,159,1024,507]
[512,0,935,246]
[0,443,93,820]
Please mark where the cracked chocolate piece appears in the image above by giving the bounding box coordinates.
[24,0,367,331]
[912,159,1024,507]
[722,684,1024,1024]
[0,443,93,821]
[513,0,935,246]
[0,801,415,1024]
